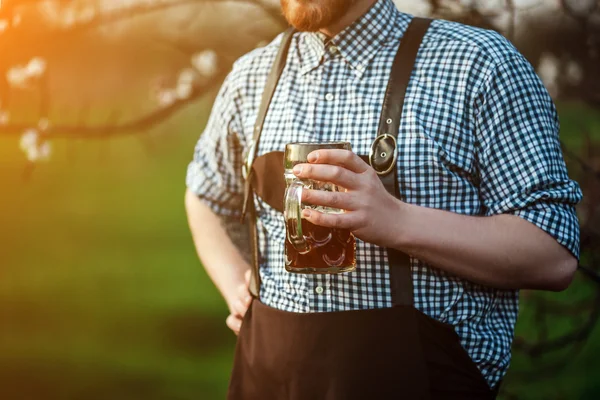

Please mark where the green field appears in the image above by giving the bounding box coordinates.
[0,100,599,399]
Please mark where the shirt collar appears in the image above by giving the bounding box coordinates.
[300,0,412,78]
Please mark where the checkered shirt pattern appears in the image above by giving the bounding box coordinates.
[186,0,582,388]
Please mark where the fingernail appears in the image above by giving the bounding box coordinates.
[293,165,303,175]
[308,151,319,162]
[302,209,311,218]
[244,295,251,304]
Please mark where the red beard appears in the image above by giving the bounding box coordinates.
[280,0,356,32]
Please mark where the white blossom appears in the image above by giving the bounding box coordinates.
[537,53,560,97]
[37,142,52,161]
[25,145,52,162]
[19,128,52,162]
[175,68,196,99]
[0,19,8,33]
[158,89,177,107]
[6,67,30,88]
[191,50,218,78]
[566,60,583,86]
[20,129,39,152]
[178,68,196,85]
[176,82,193,100]
[6,57,47,88]
[26,57,47,78]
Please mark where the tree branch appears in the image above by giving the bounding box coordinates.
[49,0,285,34]
[0,70,227,138]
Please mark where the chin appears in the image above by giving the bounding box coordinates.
[280,0,350,32]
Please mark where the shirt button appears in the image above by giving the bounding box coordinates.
[356,64,365,72]
[284,283,291,291]
[328,46,339,55]
[325,93,335,101]
[315,286,324,294]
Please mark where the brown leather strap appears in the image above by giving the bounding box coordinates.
[242,28,296,221]
[245,28,296,297]
[375,17,432,307]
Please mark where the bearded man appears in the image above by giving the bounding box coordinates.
[185,0,582,398]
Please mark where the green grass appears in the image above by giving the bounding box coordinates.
[0,101,599,399]
[0,101,235,399]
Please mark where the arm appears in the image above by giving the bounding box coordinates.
[185,189,251,317]
[395,204,577,291]
[295,151,578,291]
[185,65,252,334]
[294,54,582,292]
[295,156,577,291]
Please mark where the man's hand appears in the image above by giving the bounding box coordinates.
[225,270,253,335]
[293,149,404,249]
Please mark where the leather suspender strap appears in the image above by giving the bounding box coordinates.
[244,28,296,297]
[243,27,296,220]
[374,17,432,307]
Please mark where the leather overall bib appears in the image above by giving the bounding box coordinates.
[229,18,500,400]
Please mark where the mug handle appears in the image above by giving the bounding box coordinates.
[284,179,310,254]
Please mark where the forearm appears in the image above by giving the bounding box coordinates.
[184,189,251,309]
[394,202,578,291]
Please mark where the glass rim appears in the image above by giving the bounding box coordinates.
[286,141,351,146]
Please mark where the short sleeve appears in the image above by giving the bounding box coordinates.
[475,54,583,259]
[186,70,246,218]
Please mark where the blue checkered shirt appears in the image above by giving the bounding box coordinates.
[186,0,582,388]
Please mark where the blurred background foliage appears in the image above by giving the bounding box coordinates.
[1,1,600,399]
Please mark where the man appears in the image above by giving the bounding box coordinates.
[185,0,582,398]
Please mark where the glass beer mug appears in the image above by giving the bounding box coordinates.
[284,142,357,274]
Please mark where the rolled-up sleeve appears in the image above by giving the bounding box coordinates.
[186,69,246,218]
[476,54,583,259]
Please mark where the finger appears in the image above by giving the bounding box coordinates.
[226,314,242,335]
[244,269,251,287]
[293,164,359,189]
[237,281,252,300]
[232,297,250,318]
[307,149,370,173]
[302,189,357,211]
[301,208,358,230]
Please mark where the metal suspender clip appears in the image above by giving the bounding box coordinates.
[369,133,398,176]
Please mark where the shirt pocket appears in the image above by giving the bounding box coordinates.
[397,133,480,212]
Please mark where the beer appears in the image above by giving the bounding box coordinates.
[285,218,356,273]
[284,141,357,274]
